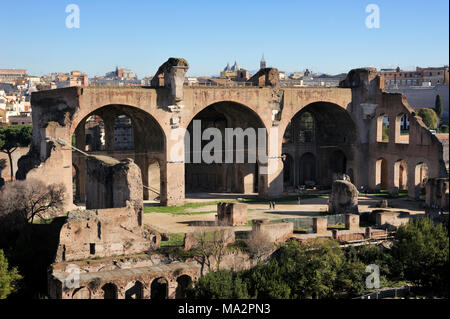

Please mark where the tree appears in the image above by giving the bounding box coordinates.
[245,231,274,264]
[434,94,443,118]
[418,108,439,130]
[0,178,66,225]
[191,228,235,273]
[390,217,449,294]
[186,269,249,299]
[0,249,22,299]
[0,125,32,181]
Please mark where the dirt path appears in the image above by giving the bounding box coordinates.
[143,195,426,234]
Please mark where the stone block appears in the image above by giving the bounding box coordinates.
[313,217,327,234]
[217,202,248,226]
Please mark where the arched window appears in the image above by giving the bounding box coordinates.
[175,275,192,299]
[102,283,118,299]
[151,277,168,299]
[375,158,388,191]
[125,281,144,299]
[377,115,389,143]
[395,114,409,144]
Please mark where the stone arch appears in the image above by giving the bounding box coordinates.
[394,159,408,191]
[102,283,118,299]
[71,104,166,205]
[72,286,91,299]
[375,158,388,190]
[175,274,192,299]
[184,99,270,132]
[282,102,358,187]
[150,277,168,299]
[184,101,267,195]
[125,281,144,299]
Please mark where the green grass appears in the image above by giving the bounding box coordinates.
[33,218,54,225]
[363,189,408,199]
[144,200,231,214]
[160,233,185,247]
[327,224,346,230]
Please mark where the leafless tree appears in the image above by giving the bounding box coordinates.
[191,228,235,274]
[245,231,274,264]
[0,178,66,225]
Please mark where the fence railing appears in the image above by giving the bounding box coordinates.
[354,285,413,299]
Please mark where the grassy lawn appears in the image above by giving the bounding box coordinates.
[32,218,55,225]
[362,189,408,199]
[160,233,185,247]
[327,224,346,230]
[144,200,231,215]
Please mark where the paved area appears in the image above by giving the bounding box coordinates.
[143,193,426,234]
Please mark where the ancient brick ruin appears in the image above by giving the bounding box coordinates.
[11,57,449,299]
[14,59,447,212]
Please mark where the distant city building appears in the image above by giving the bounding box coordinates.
[260,54,266,69]
[379,65,449,88]
[91,66,140,87]
[41,70,89,88]
[220,61,250,82]
[105,66,136,80]
[8,112,32,125]
[0,69,27,83]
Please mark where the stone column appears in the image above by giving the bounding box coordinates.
[407,162,417,200]
[267,157,283,198]
[259,126,283,198]
[161,128,185,206]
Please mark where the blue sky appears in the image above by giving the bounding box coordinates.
[1,0,448,77]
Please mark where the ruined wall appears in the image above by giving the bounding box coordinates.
[217,202,248,226]
[16,58,446,211]
[426,178,449,211]
[85,156,143,216]
[54,206,157,263]
[252,219,293,243]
